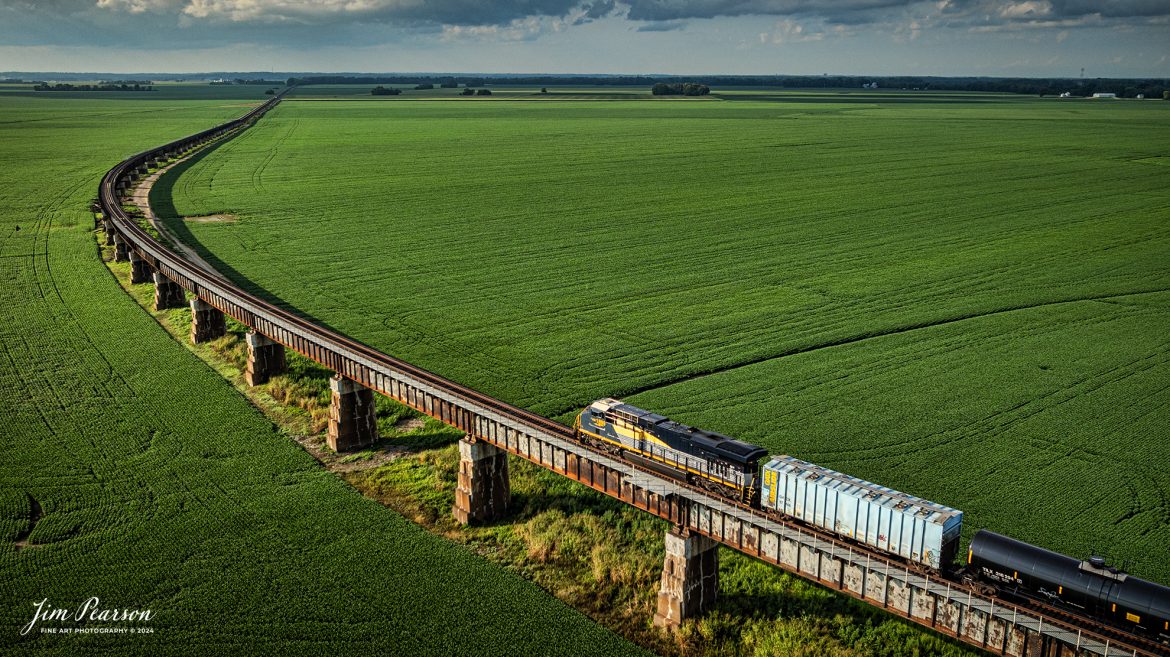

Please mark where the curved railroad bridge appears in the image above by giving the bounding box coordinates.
[97,90,1167,657]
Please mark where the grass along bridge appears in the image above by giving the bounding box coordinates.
[96,91,1167,657]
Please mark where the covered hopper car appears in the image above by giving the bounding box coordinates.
[573,398,1169,643]
[760,455,963,570]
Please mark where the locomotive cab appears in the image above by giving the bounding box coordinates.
[575,398,767,503]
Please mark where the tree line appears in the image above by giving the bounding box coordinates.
[372,85,491,96]
[34,83,153,92]
[210,78,284,86]
[291,76,486,88]
[285,74,1167,98]
[651,83,710,96]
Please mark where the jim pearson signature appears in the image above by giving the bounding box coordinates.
[21,598,153,636]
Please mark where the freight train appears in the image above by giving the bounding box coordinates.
[573,398,1170,641]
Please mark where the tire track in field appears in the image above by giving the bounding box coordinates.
[0,103,224,126]
[584,285,1170,412]
[35,172,139,403]
[250,117,298,194]
[742,307,1112,426]
[831,336,1170,466]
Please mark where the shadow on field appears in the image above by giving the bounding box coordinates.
[149,137,356,341]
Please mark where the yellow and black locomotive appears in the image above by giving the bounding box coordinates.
[574,398,1170,643]
[574,398,767,503]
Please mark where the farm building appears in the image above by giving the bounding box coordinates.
[1092,92,1117,98]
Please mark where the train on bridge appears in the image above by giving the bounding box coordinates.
[99,88,1167,656]
[574,398,1170,644]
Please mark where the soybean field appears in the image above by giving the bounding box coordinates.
[164,91,1170,583]
[0,88,648,657]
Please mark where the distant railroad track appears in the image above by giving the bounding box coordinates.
[96,90,1167,657]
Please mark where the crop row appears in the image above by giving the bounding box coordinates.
[166,95,1170,582]
[0,89,646,656]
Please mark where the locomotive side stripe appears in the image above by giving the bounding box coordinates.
[611,422,670,449]
[578,428,746,490]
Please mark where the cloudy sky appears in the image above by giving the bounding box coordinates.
[0,1,1167,77]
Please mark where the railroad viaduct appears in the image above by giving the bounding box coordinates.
[96,91,1165,657]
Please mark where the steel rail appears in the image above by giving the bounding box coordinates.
[95,91,1167,657]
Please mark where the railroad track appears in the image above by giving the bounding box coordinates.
[1020,596,1169,657]
[96,90,1167,657]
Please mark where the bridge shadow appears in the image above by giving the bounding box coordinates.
[149,142,355,343]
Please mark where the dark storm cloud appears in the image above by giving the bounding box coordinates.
[583,0,618,19]
[0,0,584,49]
[623,0,1170,24]
[1049,0,1170,18]
[0,0,585,30]
[0,0,1166,49]
[928,0,1170,32]
[571,0,618,25]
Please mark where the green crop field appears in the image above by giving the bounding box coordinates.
[163,91,1170,582]
[0,88,647,656]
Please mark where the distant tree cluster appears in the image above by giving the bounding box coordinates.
[460,88,474,96]
[276,74,1168,99]
[34,83,153,92]
[651,82,710,96]
[371,86,402,96]
[290,75,490,88]
[212,78,281,86]
[414,83,434,90]
[476,88,492,96]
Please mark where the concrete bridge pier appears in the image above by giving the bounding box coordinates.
[152,272,185,310]
[189,298,226,344]
[244,330,286,386]
[326,375,378,452]
[128,250,152,284]
[112,233,130,262]
[653,528,720,629]
[452,438,510,525]
[103,222,116,246]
